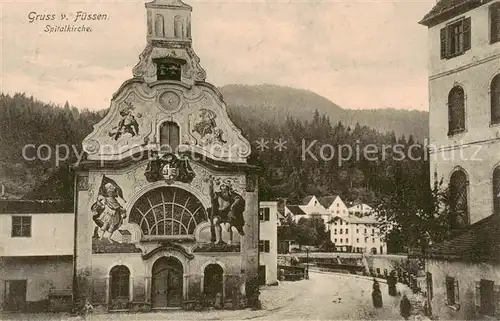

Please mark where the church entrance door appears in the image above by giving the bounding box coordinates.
[151,256,183,308]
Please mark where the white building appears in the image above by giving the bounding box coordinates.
[259,201,278,285]
[347,203,373,216]
[0,200,74,312]
[286,196,331,229]
[419,0,500,319]
[321,195,349,217]
[329,215,386,254]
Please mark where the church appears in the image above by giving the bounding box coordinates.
[73,0,260,312]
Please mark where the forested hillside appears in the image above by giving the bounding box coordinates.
[221,84,428,142]
[0,92,427,206]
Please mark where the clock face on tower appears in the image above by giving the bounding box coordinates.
[159,91,181,111]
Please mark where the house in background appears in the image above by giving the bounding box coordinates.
[329,215,386,254]
[418,0,500,318]
[347,203,374,216]
[287,196,331,229]
[259,202,278,285]
[321,195,349,217]
[0,200,74,312]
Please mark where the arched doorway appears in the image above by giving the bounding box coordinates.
[151,257,183,308]
[203,264,223,305]
[109,265,130,310]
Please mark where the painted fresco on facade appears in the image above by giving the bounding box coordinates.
[91,176,127,243]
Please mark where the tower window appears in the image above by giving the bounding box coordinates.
[155,14,165,37]
[156,61,182,81]
[159,122,180,153]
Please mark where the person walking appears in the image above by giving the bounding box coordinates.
[388,270,397,297]
[400,293,412,320]
[372,279,383,308]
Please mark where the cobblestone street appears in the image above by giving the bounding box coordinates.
[1,272,424,321]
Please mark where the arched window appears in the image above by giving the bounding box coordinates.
[129,187,208,238]
[493,166,500,215]
[186,17,191,38]
[449,169,469,229]
[155,14,165,37]
[159,121,179,153]
[110,265,130,301]
[491,74,500,124]
[448,86,465,135]
[174,15,182,38]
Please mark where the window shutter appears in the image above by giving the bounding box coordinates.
[463,17,471,51]
[494,284,500,316]
[440,27,447,59]
[475,281,481,311]
[454,279,460,305]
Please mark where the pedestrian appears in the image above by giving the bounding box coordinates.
[400,293,412,320]
[388,270,397,297]
[372,279,383,308]
[81,298,93,320]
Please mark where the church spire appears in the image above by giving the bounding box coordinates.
[132,0,206,84]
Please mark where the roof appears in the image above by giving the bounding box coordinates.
[332,215,378,224]
[317,195,338,209]
[419,0,486,27]
[424,214,500,263]
[301,196,314,205]
[0,200,74,214]
[286,205,306,215]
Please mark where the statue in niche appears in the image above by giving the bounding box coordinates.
[192,109,226,145]
[108,102,141,141]
[91,175,127,243]
[208,177,245,245]
[144,152,195,184]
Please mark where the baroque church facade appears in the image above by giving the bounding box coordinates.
[73,0,260,311]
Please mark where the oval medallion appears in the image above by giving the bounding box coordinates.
[159,91,181,111]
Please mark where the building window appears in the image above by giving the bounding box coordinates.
[155,14,165,37]
[345,238,348,243]
[491,74,500,124]
[440,17,471,59]
[364,228,367,234]
[340,239,343,244]
[334,238,337,243]
[337,203,339,207]
[448,86,466,135]
[445,277,459,306]
[334,229,337,235]
[450,169,469,229]
[11,216,31,237]
[174,15,183,37]
[336,210,339,214]
[493,166,500,215]
[490,3,500,44]
[356,229,359,233]
[340,229,343,234]
[259,240,270,253]
[129,186,207,237]
[356,238,359,243]
[372,238,375,243]
[159,121,180,153]
[259,208,270,221]
[475,279,496,316]
[110,265,130,301]
[345,229,348,234]
[372,228,375,234]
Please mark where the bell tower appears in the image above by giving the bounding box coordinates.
[132,0,206,85]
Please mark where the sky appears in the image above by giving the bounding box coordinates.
[0,0,435,111]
